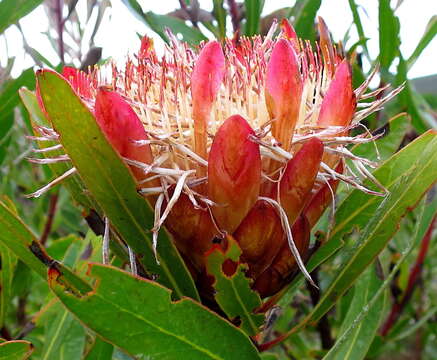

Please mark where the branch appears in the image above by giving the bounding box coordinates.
[226,0,240,33]
[40,192,59,244]
[306,269,334,349]
[55,0,65,64]
[0,326,11,340]
[16,295,28,327]
[178,0,199,28]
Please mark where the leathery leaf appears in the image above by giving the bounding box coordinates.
[49,264,260,360]
[206,236,264,336]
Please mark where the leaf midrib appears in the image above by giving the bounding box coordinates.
[81,292,223,360]
[228,273,259,335]
[42,310,69,360]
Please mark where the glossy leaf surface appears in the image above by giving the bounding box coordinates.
[0,340,33,360]
[50,264,260,360]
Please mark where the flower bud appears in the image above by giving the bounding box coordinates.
[265,39,302,150]
[208,115,261,234]
[281,19,297,41]
[165,193,218,270]
[317,60,355,128]
[139,36,156,60]
[234,200,284,278]
[191,41,225,171]
[304,161,344,227]
[318,17,336,76]
[94,88,154,182]
[277,138,324,225]
[62,66,93,100]
[254,216,310,297]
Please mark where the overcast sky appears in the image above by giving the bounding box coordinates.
[2,0,436,79]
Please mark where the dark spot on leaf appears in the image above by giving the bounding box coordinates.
[222,259,238,277]
[426,187,436,204]
[265,306,282,330]
[212,236,222,244]
[80,242,93,260]
[374,258,385,280]
[84,209,105,235]
[29,241,53,266]
[372,122,390,138]
[47,264,61,284]
[15,321,35,340]
[232,316,242,327]
[136,264,150,279]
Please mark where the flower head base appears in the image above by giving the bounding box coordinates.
[32,20,403,298]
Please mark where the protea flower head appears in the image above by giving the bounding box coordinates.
[31,19,402,298]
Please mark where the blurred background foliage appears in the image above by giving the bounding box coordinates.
[0,1,436,359]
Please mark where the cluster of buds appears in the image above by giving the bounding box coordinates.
[32,19,401,298]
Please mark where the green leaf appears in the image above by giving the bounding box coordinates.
[19,88,96,209]
[412,91,437,130]
[41,303,85,360]
[46,235,81,264]
[121,0,207,46]
[143,11,207,46]
[378,0,400,69]
[0,243,17,328]
[327,195,436,354]
[0,0,43,34]
[0,200,92,294]
[0,340,33,360]
[0,201,47,278]
[348,0,369,58]
[293,0,322,42]
[0,68,35,122]
[22,43,57,68]
[276,147,437,346]
[0,68,35,165]
[396,57,430,133]
[407,15,437,69]
[212,0,226,39]
[42,233,103,360]
[352,114,410,162]
[0,133,12,167]
[36,70,199,301]
[329,130,436,260]
[50,264,260,359]
[83,337,114,360]
[244,0,263,36]
[260,353,279,360]
[423,93,437,110]
[281,130,437,305]
[323,265,386,360]
[306,131,437,324]
[206,236,263,336]
[390,306,437,342]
